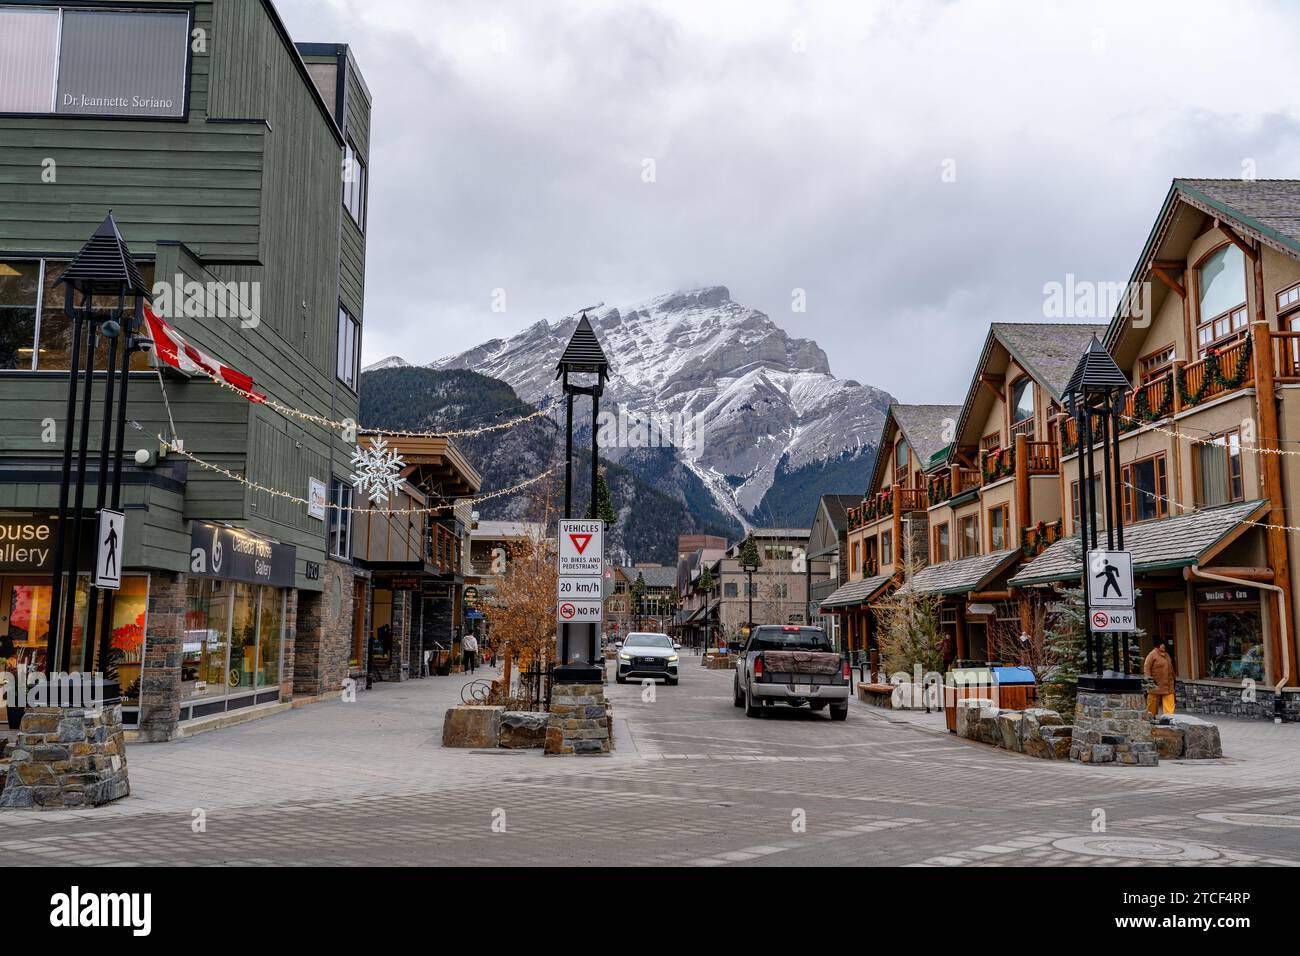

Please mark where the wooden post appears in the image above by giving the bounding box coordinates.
[891,483,903,571]
[1014,432,1030,543]
[954,601,968,661]
[1250,245,1295,687]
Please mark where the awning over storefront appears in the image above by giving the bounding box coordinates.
[820,574,892,610]
[1008,499,1268,587]
[908,548,1020,596]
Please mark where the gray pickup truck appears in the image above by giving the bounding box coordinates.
[733,625,850,720]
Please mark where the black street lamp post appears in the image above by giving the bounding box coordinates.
[554,314,610,683]
[44,212,152,699]
[1063,336,1140,691]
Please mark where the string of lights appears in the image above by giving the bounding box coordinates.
[129,420,560,515]
[198,366,557,438]
[1115,413,1300,456]
[1120,479,1300,536]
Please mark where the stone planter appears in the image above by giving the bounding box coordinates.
[0,705,129,809]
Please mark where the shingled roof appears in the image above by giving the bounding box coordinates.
[1176,179,1300,257]
[819,494,863,532]
[867,404,964,493]
[1008,499,1268,587]
[555,313,610,379]
[820,574,893,609]
[991,323,1110,401]
[908,548,1020,596]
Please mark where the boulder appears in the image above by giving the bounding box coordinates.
[1164,714,1223,759]
[1150,724,1184,759]
[997,711,1024,752]
[976,709,1002,745]
[498,711,548,749]
[955,698,992,739]
[1043,731,1072,759]
[441,706,504,748]
[1019,708,1066,758]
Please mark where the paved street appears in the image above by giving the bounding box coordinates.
[2,658,1299,867]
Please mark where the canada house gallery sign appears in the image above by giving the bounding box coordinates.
[189,522,296,588]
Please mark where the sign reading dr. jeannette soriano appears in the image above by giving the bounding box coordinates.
[189,521,296,588]
[558,519,604,576]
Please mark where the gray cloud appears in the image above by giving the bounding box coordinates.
[276,0,1300,401]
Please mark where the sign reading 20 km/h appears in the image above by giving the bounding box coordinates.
[558,519,604,577]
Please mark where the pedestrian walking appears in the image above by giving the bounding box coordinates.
[462,632,479,674]
[1142,635,1176,716]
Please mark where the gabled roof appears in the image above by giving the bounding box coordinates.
[1008,499,1267,587]
[1105,179,1300,352]
[908,548,1020,596]
[627,565,677,589]
[950,323,1105,454]
[58,212,152,298]
[555,313,610,379]
[820,574,893,609]
[819,494,863,532]
[866,404,964,494]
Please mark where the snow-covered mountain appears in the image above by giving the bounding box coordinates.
[367,286,894,527]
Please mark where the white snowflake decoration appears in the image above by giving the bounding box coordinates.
[350,437,406,504]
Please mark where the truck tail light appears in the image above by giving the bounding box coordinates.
[842,659,851,681]
[753,655,764,678]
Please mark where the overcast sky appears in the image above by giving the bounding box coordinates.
[277,0,1300,403]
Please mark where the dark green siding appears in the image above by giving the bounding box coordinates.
[0,0,372,591]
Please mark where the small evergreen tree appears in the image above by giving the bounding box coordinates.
[630,572,646,629]
[585,468,617,523]
[736,533,763,571]
[1041,584,1087,715]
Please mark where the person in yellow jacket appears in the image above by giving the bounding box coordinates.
[1143,635,1176,716]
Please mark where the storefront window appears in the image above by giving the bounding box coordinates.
[371,589,393,666]
[0,259,154,371]
[229,582,258,692]
[1201,603,1264,681]
[108,576,149,705]
[256,585,283,687]
[1,573,147,703]
[184,578,229,700]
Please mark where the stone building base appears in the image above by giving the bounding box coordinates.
[545,683,610,755]
[1070,689,1158,766]
[0,705,129,809]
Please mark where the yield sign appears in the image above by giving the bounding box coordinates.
[558,519,603,576]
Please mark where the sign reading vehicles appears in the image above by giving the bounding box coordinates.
[558,519,604,576]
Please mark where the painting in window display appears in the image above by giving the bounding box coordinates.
[107,576,149,705]
[229,582,258,692]
[183,578,229,699]
[255,585,284,687]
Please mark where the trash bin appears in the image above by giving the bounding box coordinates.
[944,665,993,733]
[990,665,1038,711]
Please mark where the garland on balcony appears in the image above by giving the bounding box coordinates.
[1020,518,1062,558]
[927,473,951,507]
[982,446,1014,483]
[1176,335,1252,408]
[1119,371,1175,433]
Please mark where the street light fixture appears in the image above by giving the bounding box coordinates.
[1063,335,1139,691]
[46,212,152,699]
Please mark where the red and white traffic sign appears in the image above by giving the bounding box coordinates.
[557,598,603,623]
[558,519,604,576]
[1090,607,1136,633]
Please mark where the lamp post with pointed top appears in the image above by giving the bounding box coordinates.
[45,212,153,699]
[1062,335,1140,691]
[554,313,610,681]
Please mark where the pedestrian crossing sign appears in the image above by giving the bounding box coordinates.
[1086,549,1132,609]
[95,509,125,590]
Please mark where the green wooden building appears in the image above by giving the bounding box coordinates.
[0,0,373,739]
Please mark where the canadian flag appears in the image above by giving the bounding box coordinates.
[144,306,265,403]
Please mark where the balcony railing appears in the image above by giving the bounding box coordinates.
[1273,331,1300,381]
[1009,417,1035,442]
[954,467,982,495]
[1063,333,1264,452]
[927,471,951,508]
[981,446,1015,484]
[1024,440,1059,475]
[898,487,927,513]
[1020,518,1062,559]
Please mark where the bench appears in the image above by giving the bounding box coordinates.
[857,682,895,708]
